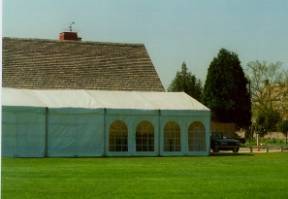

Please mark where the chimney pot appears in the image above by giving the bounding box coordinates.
[59,32,81,41]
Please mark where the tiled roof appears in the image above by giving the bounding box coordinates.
[3,37,164,91]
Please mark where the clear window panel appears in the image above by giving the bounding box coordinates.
[188,122,206,151]
[164,122,181,152]
[136,121,154,152]
[109,121,128,152]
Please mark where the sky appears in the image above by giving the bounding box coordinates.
[3,0,288,89]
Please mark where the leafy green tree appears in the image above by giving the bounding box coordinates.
[203,48,251,129]
[246,61,288,125]
[256,108,281,135]
[168,62,203,101]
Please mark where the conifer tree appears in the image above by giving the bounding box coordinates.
[168,62,203,101]
[203,49,251,128]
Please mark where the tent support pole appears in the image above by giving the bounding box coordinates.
[103,108,107,156]
[158,110,161,156]
[44,107,48,157]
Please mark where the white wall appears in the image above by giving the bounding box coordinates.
[2,107,210,157]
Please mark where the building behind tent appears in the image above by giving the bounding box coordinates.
[2,32,211,157]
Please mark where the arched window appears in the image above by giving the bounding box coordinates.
[109,120,128,152]
[188,122,206,151]
[164,121,181,152]
[136,121,154,152]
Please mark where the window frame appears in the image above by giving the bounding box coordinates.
[136,121,154,152]
[188,121,206,151]
[109,120,128,152]
[163,121,181,152]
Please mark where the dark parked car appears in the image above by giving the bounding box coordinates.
[211,134,240,153]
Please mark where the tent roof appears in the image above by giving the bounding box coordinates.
[2,88,209,111]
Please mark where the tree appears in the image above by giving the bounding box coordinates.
[168,62,203,101]
[203,48,251,129]
[255,108,281,135]
[246,61,288,127]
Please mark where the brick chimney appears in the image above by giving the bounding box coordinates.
[59,32,82,41]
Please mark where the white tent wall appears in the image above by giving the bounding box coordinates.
[2,107,211,157]
[105,109,160,156]
[47,108,104,157]
[159,110,211,156]
[2,107,105,157]
[104,109,210,156]
[2,107,46,157]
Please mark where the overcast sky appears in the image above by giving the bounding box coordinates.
[3,0,288,89]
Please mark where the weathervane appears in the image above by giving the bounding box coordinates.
[69,22,75,32]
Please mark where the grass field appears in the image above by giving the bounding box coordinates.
[2,153,288,199]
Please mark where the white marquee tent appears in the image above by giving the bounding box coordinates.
[2,88,211,157]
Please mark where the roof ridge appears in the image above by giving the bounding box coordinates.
[3,37,144,47]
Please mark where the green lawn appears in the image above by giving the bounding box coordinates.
[2,153,288,199]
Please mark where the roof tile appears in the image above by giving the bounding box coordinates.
[3,37,164,91]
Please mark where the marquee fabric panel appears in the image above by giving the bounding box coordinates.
[2,107,46,157]
[47,108,104,157]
